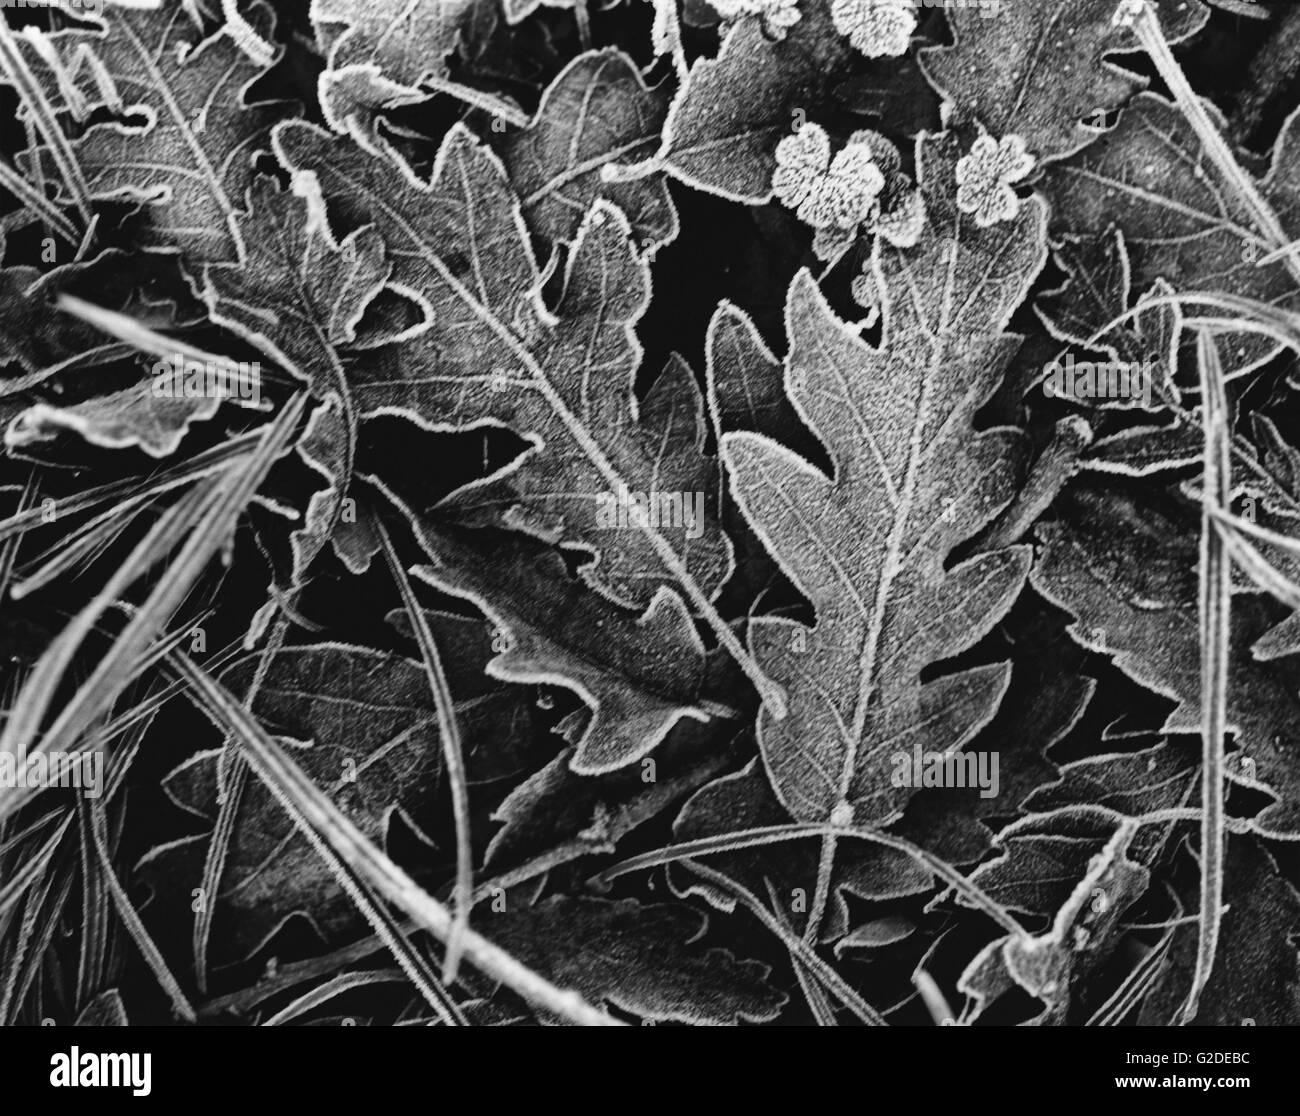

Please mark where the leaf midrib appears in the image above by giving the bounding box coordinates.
[839,237,960,807]
[119,13,243,260]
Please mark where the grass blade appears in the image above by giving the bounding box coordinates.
[1131,2,1300,286]
[87,797,196,1022]
[259,970,406,1027]
[1182,326,1232,1024]
[0,14,93,225]
[170,650,623,1026]
[682,859,886,1025]
[591,822,1027,940]
[372,495,473,984]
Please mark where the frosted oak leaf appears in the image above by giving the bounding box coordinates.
[709,0,802,38]
[831,0,917,58]
[956,134,1036,227]
[772,123,885,231]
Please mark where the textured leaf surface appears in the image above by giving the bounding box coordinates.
[962,817,1149,1024]
[21,2,285,265]
[311,0,485,132]
[276,119,731,609]
[720,131,1042,826]
[203,175,389,581]
[486,896,787,1023]
[1036,227,1181,411]
[140,634,531,957]
[313,0,477,85]
[498,49,677,252]
[975,741,1199,921]
[659,0,852,202]
[7,378,233,458]
[1041,94,1300,372]
[919,0,1208,163]
[706,299,802,444]
[1032,485,1300,837]
[1141,837,1300,1026]
[485,716,739,871]
[407,513,709,774]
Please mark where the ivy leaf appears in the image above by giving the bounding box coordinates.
[718,131,1042,827]
[139,634,532,959]
[657,0,852,202]
[918,0,1208,163]
[497,49,677,253]
[20,2,287,265]
[1032,484,1300,838]
[485,896,787,1023]
[275,120,732,611]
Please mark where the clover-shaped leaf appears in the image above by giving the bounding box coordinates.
[831,0,916,58]
[956,133,1036,227]
[710,0,803,39]
[772,122,885,230]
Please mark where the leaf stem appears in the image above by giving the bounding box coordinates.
[422,74,529,128]
[683,860,886,1025]
[591,821,1027,939]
